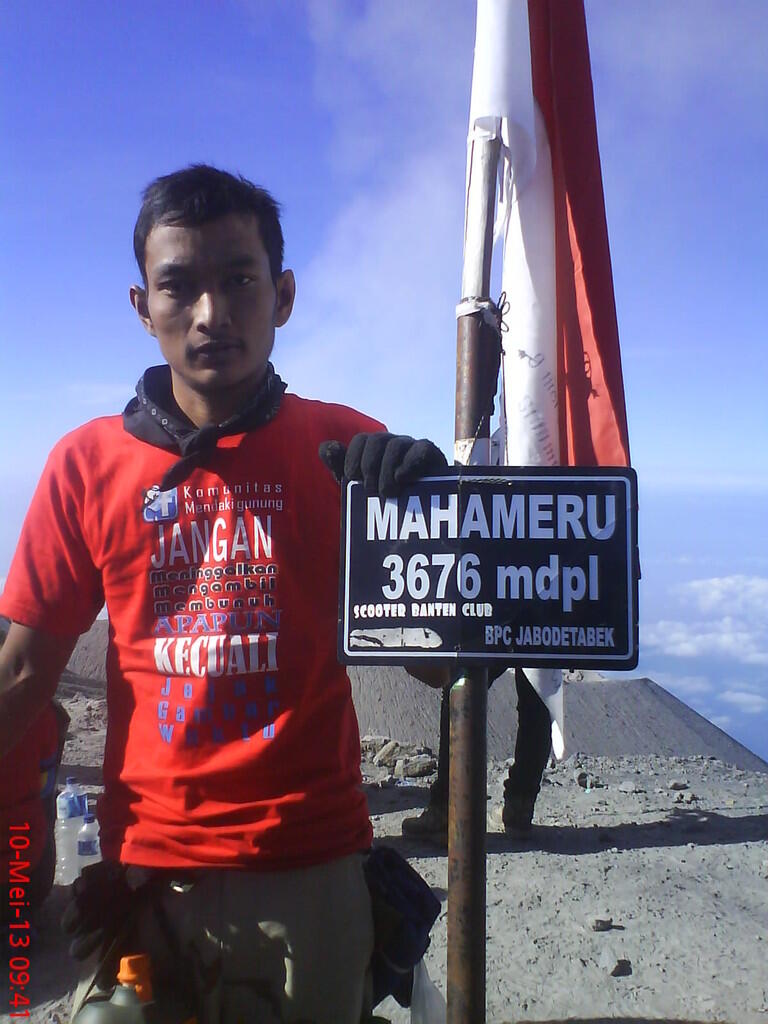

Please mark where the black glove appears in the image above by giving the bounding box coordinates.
[61,861,134,960]
[318,432,448,497]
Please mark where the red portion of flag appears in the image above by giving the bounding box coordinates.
[528,0,631,467]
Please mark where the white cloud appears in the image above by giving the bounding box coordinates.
[305,0,473,174]
[653,673,714,698]
[721,689,768,714]
[643,616,768,666]
[644,575,768,666]
[281,149,465,449]
[643,574,768,740]
[256,2,476,451]
[709,714,733,729]
[675,575,768,619]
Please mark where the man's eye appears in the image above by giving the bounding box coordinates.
[229,274,253,287]
[159,281,186,296]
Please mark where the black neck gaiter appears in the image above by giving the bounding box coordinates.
[122,363,286,494]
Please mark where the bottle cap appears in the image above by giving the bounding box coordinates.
[66,776,77,784]
[117,954,153,1003]
[83,814,95,824]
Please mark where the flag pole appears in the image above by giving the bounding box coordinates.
[448,133,500,1024]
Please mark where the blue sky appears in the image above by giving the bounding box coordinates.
[2,1,767,760]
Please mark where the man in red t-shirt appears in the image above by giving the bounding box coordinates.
[0,165,446,1023]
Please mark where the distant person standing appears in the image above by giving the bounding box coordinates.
[402,668,552,842]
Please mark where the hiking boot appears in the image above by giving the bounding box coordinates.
[501,790,536,838]
[401,800,448,845]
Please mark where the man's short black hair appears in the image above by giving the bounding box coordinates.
[134,164,284,284]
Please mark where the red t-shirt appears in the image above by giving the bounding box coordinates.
[0,394,382,869]
[0,702,59,875]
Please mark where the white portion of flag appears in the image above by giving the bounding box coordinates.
[468,0,564,757]
[527,668,565,760]
[499,104,558,469]
[468,0,537,230]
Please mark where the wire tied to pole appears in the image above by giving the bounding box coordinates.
[455,290,509,333]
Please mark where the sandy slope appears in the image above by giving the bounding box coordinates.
[349,666,768,772]
[18,673,768,1024]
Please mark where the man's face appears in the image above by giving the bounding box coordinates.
[131,213,294,413]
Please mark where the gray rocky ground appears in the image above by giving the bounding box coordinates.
[367,745,768,1024]
[19,703,768,1024]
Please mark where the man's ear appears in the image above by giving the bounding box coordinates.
[274,269,296,328]
[129,284,156,336]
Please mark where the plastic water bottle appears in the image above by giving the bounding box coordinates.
[62,776,87,814]
[54,776,87,885]
[77,813,101,871]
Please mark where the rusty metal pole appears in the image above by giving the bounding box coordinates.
[447,134,500,1024]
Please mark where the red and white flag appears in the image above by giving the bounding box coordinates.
[466,0,631,756]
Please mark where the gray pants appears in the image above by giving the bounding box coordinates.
[71,853,374,1024]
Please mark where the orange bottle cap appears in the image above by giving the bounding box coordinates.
[117,954,153,1003]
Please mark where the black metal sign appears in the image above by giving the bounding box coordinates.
[338,467,638,669]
